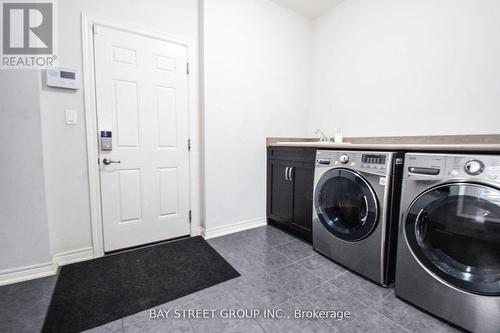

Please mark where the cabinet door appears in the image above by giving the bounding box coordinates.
[268,160,293,224]
[290,162,315,233]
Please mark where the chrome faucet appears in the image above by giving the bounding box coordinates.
[315,129,330,142]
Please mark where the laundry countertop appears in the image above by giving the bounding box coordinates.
[268,141,500,152]
[266,135,500,152]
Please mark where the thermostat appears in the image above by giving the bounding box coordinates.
[45,67,81,90]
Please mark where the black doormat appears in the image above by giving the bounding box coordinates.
[42,236,240,333]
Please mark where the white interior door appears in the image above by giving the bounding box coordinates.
[93,25,190,252]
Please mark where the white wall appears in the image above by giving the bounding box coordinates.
[0,71,53,272]
[39,0,200,256]
[309,0,500,137]
[202,0,312,230]
[7,0,500,282]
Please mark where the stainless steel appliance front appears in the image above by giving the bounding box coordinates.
[396,153,500,333]
[312,150,402,285]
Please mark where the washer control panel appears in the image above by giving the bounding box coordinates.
[316,150,391,176]
[405,153,500,182]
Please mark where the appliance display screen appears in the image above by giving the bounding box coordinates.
[362,154,386,165]
[60,71,75,79]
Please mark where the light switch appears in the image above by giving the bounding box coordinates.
[65,109,77,125]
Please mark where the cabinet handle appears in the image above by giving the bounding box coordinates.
[284,167,289,180]
[289,167,294,181]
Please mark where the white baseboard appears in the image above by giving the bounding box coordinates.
[0,262,57,287]
[0,247,95,286]
[202,217,267,239]
[53,247,94,266]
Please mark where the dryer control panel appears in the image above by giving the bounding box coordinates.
[405,153,500,183]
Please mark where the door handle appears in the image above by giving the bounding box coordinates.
[360,195,369,224]
[285,167,289,180]
[102,158,121,165]
[415,209,427,246]
[289,167,294,181]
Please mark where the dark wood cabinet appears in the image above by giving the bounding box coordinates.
[268,160,293,224]
[267,147,316,241]
[290,163,315,234]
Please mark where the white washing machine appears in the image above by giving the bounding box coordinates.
[312,150,404,286]
[396,153,500,333]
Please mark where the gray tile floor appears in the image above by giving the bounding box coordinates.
[0,225,461,333]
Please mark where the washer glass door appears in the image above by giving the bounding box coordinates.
[314,169,378,241]
[405,183,500,295]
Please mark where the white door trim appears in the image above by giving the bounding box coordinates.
[81,12,201,258]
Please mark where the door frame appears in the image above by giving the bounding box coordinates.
[81,12,201,258]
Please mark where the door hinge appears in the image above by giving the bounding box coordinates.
[189,210,192,222]
[188,138,191,151]
[186,62,190,75]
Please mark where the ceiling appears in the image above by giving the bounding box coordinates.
[269,0,345,18]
